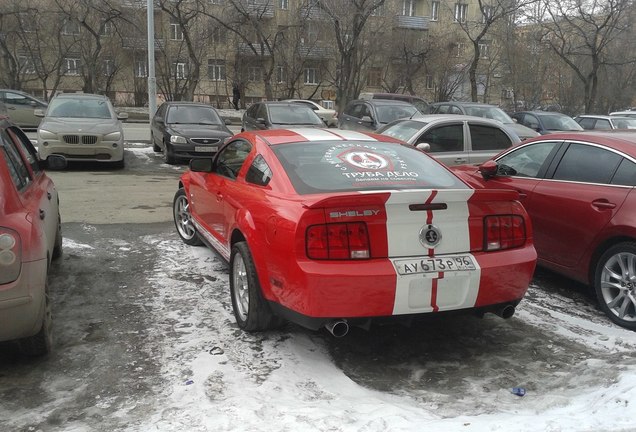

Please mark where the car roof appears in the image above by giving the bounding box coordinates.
[610,111,636,115]
[51,93,109,100]
[575,114,614,119]
[164,101,215,107]
[431,101,496,107]
[241,128,405,146]
[349,99,415,106]
[393,114,505,125]
[523,130,636,154]
[515,111,567,116]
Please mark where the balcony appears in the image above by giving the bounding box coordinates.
[238,42,273,57]
[299,43,331,59]
[394,15,430,30]
[122,37,165,51]
[244,0,275,18]
[299,5,329,20]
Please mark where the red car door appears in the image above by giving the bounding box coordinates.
[527,142,630,268]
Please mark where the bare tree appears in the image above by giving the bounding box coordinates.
[537,0,634,113]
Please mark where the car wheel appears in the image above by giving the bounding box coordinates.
[18,279,53,356]
[173,188,202,246]
[230,241,283,331]
[52,216,63,261]
[151,133,161,152]
[594,242,636,330]
[163,141,176,164]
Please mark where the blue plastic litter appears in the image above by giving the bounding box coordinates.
[511,387,526,397]
[185,380,194,385]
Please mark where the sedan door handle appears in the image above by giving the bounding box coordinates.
[592,200,616,210]
[454,158,467,164]
[216,192,223,202]
[516,190,527,199]
[39,209,46,220]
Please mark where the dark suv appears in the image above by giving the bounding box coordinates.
[338,99,419,132]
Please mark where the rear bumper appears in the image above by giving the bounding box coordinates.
[0,260,47,342]
[267,246,536,323]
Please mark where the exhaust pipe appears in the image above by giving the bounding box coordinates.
[325,319,349,337]
[493,304,516,319]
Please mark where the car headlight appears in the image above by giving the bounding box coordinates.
[170,135,187,144]
[103,131,122,141]
[38,128,57,140]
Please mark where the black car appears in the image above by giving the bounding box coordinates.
[338,99,419,132]
[241,101,325,131]
[151,102,233,164]
[510,111,583,135]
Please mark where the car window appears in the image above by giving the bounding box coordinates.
[523,114,540,130]
[48,98,112,119]
[613,118,636,129]
[268,106,322,125]
[155,103,167,118]
[540,114,581,131]
[246,104,259,118]
[577,118,596,129]
[469,124,512,151]
[256,104,268,120]
[611,158,636,186]
[496,141,558,178]
[436,105,449,114]
[375,105,418,124]
[0,130,31,190]
[4,92,32,105]
[7,126,40,174]
[344,103,359,117]
[450,106,462,114]
[272,141,467,194]
[245,154,273,186]
[595,119,612,130]
[418,124,463,153]
[215,140,252,179]
[552,143,622,184]
[378,120,428,142]
[167,106,222,125]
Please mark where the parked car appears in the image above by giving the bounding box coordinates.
[173,128,537,336]
[451,131,636,330]
[284,99,338,127]
[609,110,636,118]
[0,89,48,129]
[36,93,128,168]
[358,92,429,114]
[0,117,66,355]
[574,114,636,130]
[429,102,540,141]
[151,102,233,164]
[241,101,325,131]
[377,115,521,166]
[338,99,419,132]
[510,111,583,135]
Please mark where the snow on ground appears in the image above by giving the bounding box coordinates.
[90,232,636,432]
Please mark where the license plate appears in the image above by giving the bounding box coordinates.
[394,255,475,275]
[194,146,217,153]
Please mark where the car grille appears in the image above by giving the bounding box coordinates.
[191,138,221,145]
[63,135,99,145]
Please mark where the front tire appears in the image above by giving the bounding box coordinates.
[52,217,63,261]
[594,242,636,330]
[151,133,161,152]
[163,141,176,164]
[230,242,282,331]
[173,188,202,246]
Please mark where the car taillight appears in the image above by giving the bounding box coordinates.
[0,228,21,284]
[484,215,526,251]
[306,222,370,260]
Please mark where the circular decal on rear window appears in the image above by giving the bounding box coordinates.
[342,151,389,170]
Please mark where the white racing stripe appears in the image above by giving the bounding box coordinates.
[289,128,346,141]
[382,189,482,315]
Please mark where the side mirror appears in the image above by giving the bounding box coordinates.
[34,109,45,118]
[43,154,67,170]
[478,160,499,180]
[190,158,214,172]
[225,118,232,125]
[415,142,431,152]
[512,118,518,123]
[256,118,267,125]
[30,100,38,107]
[117,112,129,121]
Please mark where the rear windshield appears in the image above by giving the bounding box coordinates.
[269,106,323,125]
[271,140,467,194]
[376,105,419,124]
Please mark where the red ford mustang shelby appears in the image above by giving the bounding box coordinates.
[173,128,537,336]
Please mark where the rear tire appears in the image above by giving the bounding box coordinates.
[594,242,636,330]
[230,242,283,331]
[173,188,202,246]
[18,280,53,356]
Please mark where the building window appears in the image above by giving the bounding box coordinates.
[482,5,493,23]
[211,26,226,43]
[248,66,262,82]
[479,42,489,58]
[103,59,115,76]
[426,75,434,89]
[172,62,187,79]
[170,17,184,41]
[304,68,318,85]
[101,20,115,36]
[207,60,226,81]
[63,57,80,75]
[431,1,439,21]
[62,19,80,35]
[371,4,385,16]
[19,12,35,32]
[135,59,147,77]
[367,68,382,87]
[18,55,36,74]
[279,0,288,9]
[454,43,465,57]
[402,0,415,16]
[276,66,286,84]
[454,3,468,23]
